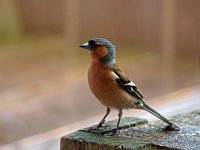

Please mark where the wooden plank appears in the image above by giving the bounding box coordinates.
[61,117,152,150]
[61,111,200,150]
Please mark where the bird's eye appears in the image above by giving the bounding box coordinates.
[94,44,100,48]
[88,40,102,49]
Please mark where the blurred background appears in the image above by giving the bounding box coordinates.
[0,0,199,149]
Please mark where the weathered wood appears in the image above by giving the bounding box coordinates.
[61,111,200,150]
[61,117,151,150]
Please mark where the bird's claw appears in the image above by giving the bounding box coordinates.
[87,127,97,132]
[87,124,112,135]
[97,124,103,128]
[164,124,180,131]
[97,123,111,128]
[110,128,118,135]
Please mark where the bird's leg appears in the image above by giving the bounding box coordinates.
[97,107,111,127]
[142,103,180,131]
[111,109,123,135]
[116,109,123,129]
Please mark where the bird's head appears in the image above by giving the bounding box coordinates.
[80,38,116,65]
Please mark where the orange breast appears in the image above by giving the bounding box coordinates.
[88,61,135,109]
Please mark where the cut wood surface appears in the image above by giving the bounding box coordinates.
[61,110,200,150]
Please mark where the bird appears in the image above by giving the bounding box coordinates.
[80,38,179,134]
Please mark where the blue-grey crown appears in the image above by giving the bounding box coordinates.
[91,38,114,49]
[92,38,116,65]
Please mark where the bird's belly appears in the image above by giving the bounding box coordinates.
[88,68,135,109]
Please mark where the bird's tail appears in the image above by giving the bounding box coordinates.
[141,102,179,130]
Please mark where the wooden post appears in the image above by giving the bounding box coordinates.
[61,111,200,150]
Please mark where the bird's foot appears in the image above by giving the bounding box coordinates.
[96,123,103,128]
[98,128,118,136]
[97,122,111,128]
[164,124,180,131]
[87,124,111,134]
[110,128,118,136]
[87,127,97,132]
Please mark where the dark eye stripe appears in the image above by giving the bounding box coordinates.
[94,44,101,48]
[88,40,102,49]
[88,40,94,44]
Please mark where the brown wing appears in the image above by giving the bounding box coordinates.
[113,66,179,129]
[112,65,144,101]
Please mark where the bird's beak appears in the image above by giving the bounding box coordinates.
[79,42,90,50]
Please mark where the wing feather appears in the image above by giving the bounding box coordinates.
[112,66,143,101]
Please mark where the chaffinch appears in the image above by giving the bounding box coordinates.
[80,38,179,134]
